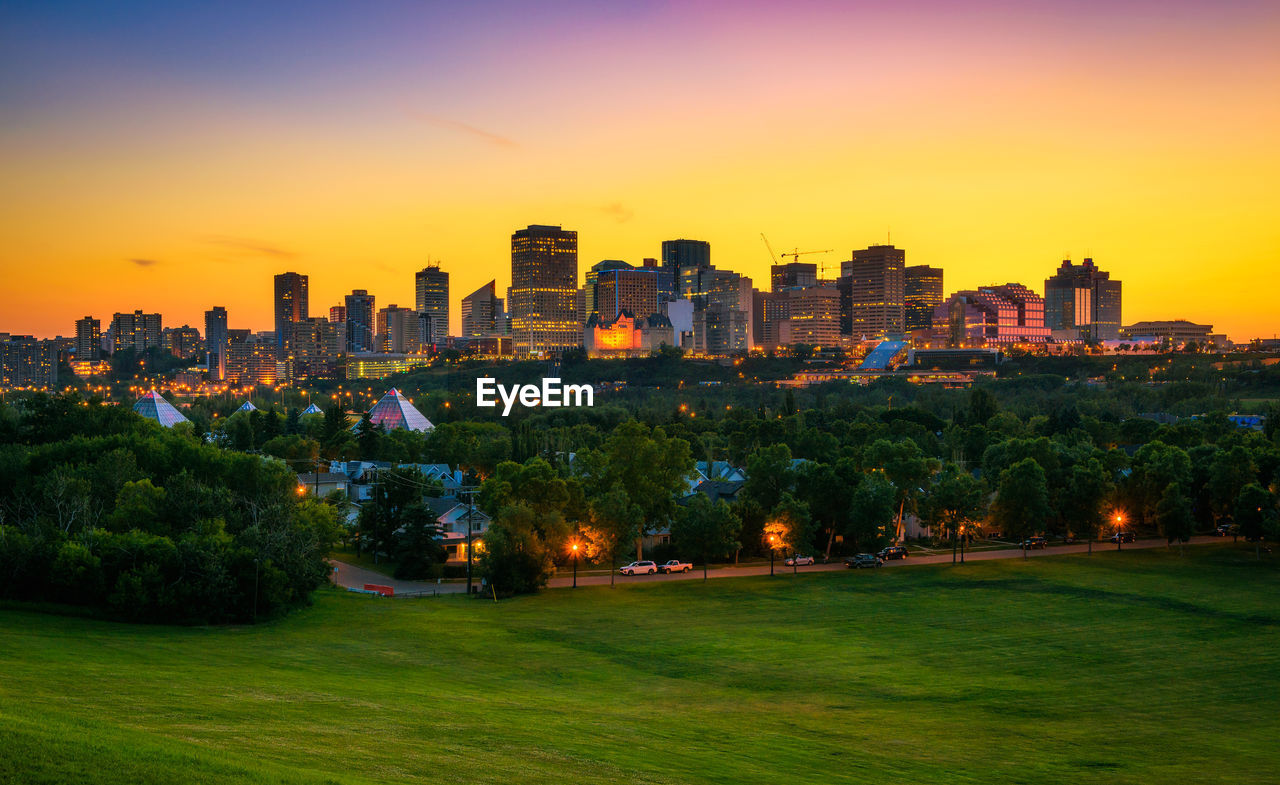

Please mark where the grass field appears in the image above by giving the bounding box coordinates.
[1,545,1277,784]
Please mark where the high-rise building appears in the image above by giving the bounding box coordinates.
[377,304,420,354]
[289,318,344,380]
[778,286,842,348]
[110,310,162,354]
[414,264,449,345]
[1044,258,1122,341]
[586,259,670,323]
[328,305,346,323]
[461,280,506,338]
[509,225,579,358]
[224,331,277,386]
[839,245,905,339]
[0,335,58,389]
[344,290,376,354]
[904,265,944,331]
[771,263,818,293]
[204,307,228,381]
[163,326,202,359]
[693,270,753,355]
[661,238,711,285]
[273,272,309,360]
[75,317,100,360]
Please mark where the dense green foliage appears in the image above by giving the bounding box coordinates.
[0,398,340,623]
[1,546,1277,784]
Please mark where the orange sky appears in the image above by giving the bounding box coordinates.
[2,1,1278,341]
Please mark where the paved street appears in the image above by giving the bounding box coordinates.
[543,536,1222,589]
[330,559,468,595]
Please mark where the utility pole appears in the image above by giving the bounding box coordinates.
[465,485,476,595]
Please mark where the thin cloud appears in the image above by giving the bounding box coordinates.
[129,258,160,267]
[601,202,634,224]
[416,114,519,149]
[203,236,297,259]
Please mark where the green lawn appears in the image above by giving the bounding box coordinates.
[2,545,1277,784]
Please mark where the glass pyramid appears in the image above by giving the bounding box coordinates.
[302,403,324,415]
[366,388,434,432]
[236,401,258,413]
[133,390,190,428]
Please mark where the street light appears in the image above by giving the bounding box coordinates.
[571,541,580,589]
[768,534,777,577]
[1114,512,1125,551]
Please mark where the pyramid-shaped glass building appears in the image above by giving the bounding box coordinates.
[236,400,258,413]
[301,403,324,415]
[133,390,190,428]
[366,388,434,432]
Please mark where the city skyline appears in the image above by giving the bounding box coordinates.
[2,1,1278,341]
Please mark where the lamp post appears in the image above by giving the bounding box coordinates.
[1115,513,1124,551]
[571,542,579,589]
[769,534,777,577]
[252,557,260,623]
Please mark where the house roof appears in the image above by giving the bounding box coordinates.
[297,473,349,486]
[365,388,434,432]
[133,390,190,427]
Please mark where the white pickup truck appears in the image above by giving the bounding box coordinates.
[658,560,693,574]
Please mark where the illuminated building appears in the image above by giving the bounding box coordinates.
[345,354,433,380]
[509,224,579,358]
[224,331,277,386]
[329,305,346,323]
[273,272,309,360]
[461,280,506,338]
[204,306,228,381]
[584,312,675,358]
[931,284,1049,347]
[414,264,449,345]
[75,316,100,360]
[365,388,434,432]
[839,245,905,339]
[777,285,842,347]
[109,310,162,354]
[69,359,111,378]
[586,259,671,323]
[1119,320,1222,347]
[662,239,711,296]
[1044,258,1122,341]
[905,265,944,331]
[345,290,376,353]
[0,335,58,389]
[289,318,344,380]
[163,325,202,359]
[132,390,189,428]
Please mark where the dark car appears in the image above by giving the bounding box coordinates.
[1022,536,1047,550]
[845,553,883,569]
[1109,531,1135,543]
[1215,523,1238,537]
[877,545,909,560]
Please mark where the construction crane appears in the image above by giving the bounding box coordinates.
[779,248,833,263]
[759,233,780,265]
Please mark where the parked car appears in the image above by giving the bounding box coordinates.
[658,560,692,574]
[877,545,909,560]
[1022,536,1047,550]
[845,553,883,569]
[784,555,815,567]
[619,561,658,575]
[1109,531,1135,543]
[1215,523,1238,537]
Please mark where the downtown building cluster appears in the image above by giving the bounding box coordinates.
[1,225,1249,391]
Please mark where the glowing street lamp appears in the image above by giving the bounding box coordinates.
[1114,511,1126,551]
[768,533,778,577]
[570,541,580,589]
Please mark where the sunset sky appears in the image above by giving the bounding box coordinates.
[2,0,1278,341]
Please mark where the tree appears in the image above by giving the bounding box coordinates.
[1208,446,1257,525]
[772,492,816,572]
[844,473,896,553]
[580,486,642,587]
[1128,441,1192,527]
[924,469,986,564]
[1235,483,1277,560]
[969,387,998,425]
[741,443,795,513]
[863,438,936,541]
[393,503,447,580]
[670,495,741,580]
[991,458,1052,556]
[106,479,167,535]
[1061,458,1113,554]
[1155,483,1194,555]
[480,504,567,596]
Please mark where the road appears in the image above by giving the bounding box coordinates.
[542,536,1222,589]
[330,559,468,595]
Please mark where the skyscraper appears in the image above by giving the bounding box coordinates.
[205,306,228,380]
[344,290,376,353]
[273,272,309,360]
[289,317,343,380]
[509,224,579,358]
[461,280,506,338]
[904,265,944,331]
[377,304,419,353]
[1044,258,1122,341]
[414,264,449,346]
[110,310,162,354]
[74,316,100,360]
[587,259,669,323]
[771,263,818,293]
[839,245,905,339]
[664,239,713,297]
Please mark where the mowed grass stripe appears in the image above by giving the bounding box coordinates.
[1,545,1276,784]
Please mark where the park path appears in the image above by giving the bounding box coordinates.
[329,559,468,595]
[542,536,1223,589]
